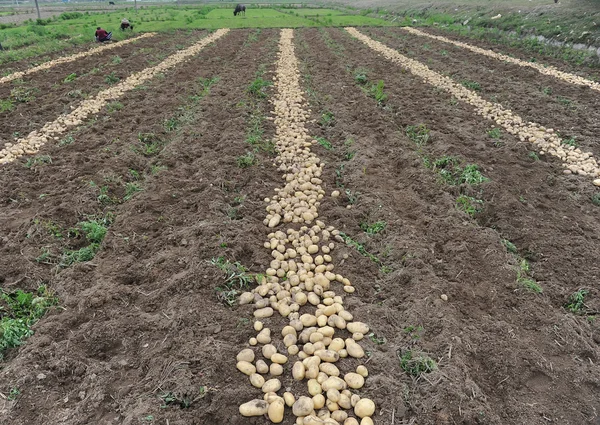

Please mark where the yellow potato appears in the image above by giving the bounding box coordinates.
[293,396,314,417]
[236,361,256,376]
[239,399,269,417]
[262,378,282,393]
[354,398,375,418]
[344,372,365,389]
[268,398,285,423]
[249,373,265,388]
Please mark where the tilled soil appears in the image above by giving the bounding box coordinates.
[0,26,599,425]
[0,32,205,148]
[365,27,600,159]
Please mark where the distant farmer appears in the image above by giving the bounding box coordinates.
[120,18,133,31]
[234,4,246,16]
[95,27,112,42]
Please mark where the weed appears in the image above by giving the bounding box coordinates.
[404,325,424,339]
[67,90,83,98]
[124,182,143,200]
[107,101,123,113]
[456,195,483,217]
[340,232,381,265]
[247,77,272,98]
[35,247,52,264]
[96,186,114,205]
[63,72,77,82]
[58,135,74,146]
[592,194,600,207]
[160,391,195,409]
[344,150,356,160]
[78,219,108,244]
[354,69,368,84]
[541,86,552,95]
[487,128,502,139]
[151,165,168,175]
[236,152,258,168]
[518,276,542,293]
[129,169,141,180]
[345,189,360,204]
[565,289,588,314]
[211,257,258,306]
[406,124,430,147]
[502,239,518,254]
[316,137,333,150]
[461,80,481,91]
[335,164,345,188]
[10,86,37,103]
[164,116,180,132]
[360,220,387,235]
[398,350,437,376]
[24,155,52,168]
[461,164,489,185]
[104,72,120,84]
[556,95,574,108]
[369,333,386,345]
[0,286,58,359]
[0,99,14,112]
[561,137,578,147]
[528,151,540,161]
[111,55,122,65]
[432,157,488,185]
[440,49,448,56]
[7,388,20,401]
[137,133,165,156]
[367,80,387,104]
[319,110,335,126]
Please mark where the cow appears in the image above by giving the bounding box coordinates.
[109,1,115,5]
[234,4,246,16]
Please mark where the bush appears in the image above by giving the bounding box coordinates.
[59,12,84,20]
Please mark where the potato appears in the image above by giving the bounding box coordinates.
[270,363,284,376]
[352,333,364,341]
[356,365,368,377]
[288,344,300,355]
[354,398,375,418]
[271,353,288,364]
[344,373,365,389]
[326,388,341,403]
[344,418,359,425]
[329,338,345,352]
[346,322,369,335]
[351,394,360,407]
[262,378,282,393]
[338,394,352,410]
[256,359,269,374]
[304,415,323,425]
[319,362,340,377]
[312,394,326,410]
[268,397,285,423]
[254,321,264,331]
[237,348,255,363]
[249,373,265,388]
[254,307,274,318]
[308,379,322,396]
[293,361,306,380]
[316,349,339,363]
[301,314,318,327]
[293,396,314,417]
[236,361,256,376]
[249,337,258,346]
[284,391,296,407]
[345,339,365,358]
[321,376,346,391]
[257,329,272,344]
[360,418,374,425]
[239,399,269,416]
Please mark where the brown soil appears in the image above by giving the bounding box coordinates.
[0,26,599,425]
[365,27,600,157]
[0,32,206,148]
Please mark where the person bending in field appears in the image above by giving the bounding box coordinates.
[120,18,133,31]
[95,27,112,42]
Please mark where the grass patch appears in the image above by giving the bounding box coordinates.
[24,155,52,168]
[398,350,437,377]
[340,232,381,266]
[316,137,333,151]
[406,124,430,147]
[487,127,502,139]
[63,72,77,83]
[431,156,488,186]
[211,257,259,306]
[461,79,481,91]
[366,80,387,105]
[104,72,120,85]
[0,285,58,359]
[360,220,387,236]
[236,151,258,168]
[565,289,588,314]
[456,195,483,217]
[319,110,335,127]
[0,99,15,112]
[247,77,272,98]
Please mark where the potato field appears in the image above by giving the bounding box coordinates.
[1,18,599,425]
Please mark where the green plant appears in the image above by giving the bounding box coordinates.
[24,155,52,168]
[236,152,257,168]
[502,239,518,254]
[316,137,333,150]
[556,95,573,108]
[339,232,381,265]
[63,72,77,82]
[541,86,552,95]
[528,151,540,161]
[0,286,58,359]
[0,99,15,112]
[124,182,143,200]
[360,220,386,236]
[58,135,74,146]
[7,388,20,401]
[164,116,180,132]
[137,133,165,156]
[456,195,483,217]
[460,164,489,185]
[461,79,481,91]
[151,165,168,175]
[518,276,542,293]
[487,128,502,139]
[354,69,368,84]
[367,80,387,104]
[398,350,437,376]
[368,333,386,345]
[105,72,120,84]
[592,194,600,206]
[211,257,257,306]
[112,55,122,64]
[247,77,272,98]
[403,325,424,339]
[320,110,335,126]
[561,137,578,147]
[565,289,588,314]
[406,124,430,147]
[345,189,360,204]
[107,101,123,113]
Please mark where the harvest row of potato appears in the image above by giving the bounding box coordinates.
[236,29,376,425]
[403,27,600,93]
[346,28,600,187]
[0,33,157,85]
[0,29,229,165]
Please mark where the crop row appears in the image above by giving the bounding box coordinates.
[0,29,229,165]
[236,29,375,425]
[402,27,600,92]
[346,27,600,187]
[0,33,157,85]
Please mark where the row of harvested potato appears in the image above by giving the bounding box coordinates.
[0,29,229,165]
[0,33,157,85]
[347,28,600,187]
[236,29,375,425]
[403,27,600,93]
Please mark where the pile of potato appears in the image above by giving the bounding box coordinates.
[0,33,157,85]
[236,29,376,425]
[346,28,600,187]
[0,29,229,165]
[403,27,600,93]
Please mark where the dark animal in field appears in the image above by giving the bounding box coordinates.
[234,4,246,16]
[109,1,115,5]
